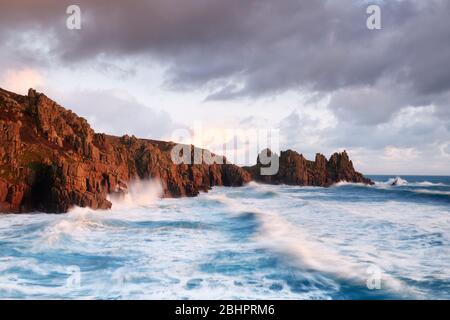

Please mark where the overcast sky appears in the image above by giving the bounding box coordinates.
[0,0,449,174]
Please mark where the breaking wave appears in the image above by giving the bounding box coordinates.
[376,177,448,187]
[376,176,408,186]
[108,179,163,209]
[332,181,369,187]
[0,175,449,299]
[413,189,450,196]
[210,193,411,298]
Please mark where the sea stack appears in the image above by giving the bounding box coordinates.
[244,149,373,186]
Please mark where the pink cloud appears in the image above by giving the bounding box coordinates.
[1,68,44,94]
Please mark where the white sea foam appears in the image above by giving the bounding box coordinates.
[0,178,449,299]
[211,191,412,297]
[108,179,163,209]
[412,181,447,187]
[413,189,450,196]
[378,176,409,186]
[375,177,448,188]
[333,181,370,187]
[38,179,164,245]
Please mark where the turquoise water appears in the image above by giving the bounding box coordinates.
[0,176,449,299]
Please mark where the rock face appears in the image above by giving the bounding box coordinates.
[0,87,372,213]
[244,149,373,187]
[0,88,251,213]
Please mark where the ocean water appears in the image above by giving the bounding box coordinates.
[0,176,449,299]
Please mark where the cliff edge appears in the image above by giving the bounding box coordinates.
[0,88,251,212]
[244,149,373,187]
[0,88,372,213]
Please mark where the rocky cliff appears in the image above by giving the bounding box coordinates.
[0,87,372,213]
[0,88,251,213]
[244,149,373,187]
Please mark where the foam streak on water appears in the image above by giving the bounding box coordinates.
[0,176,449,299]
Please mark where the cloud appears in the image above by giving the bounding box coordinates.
[383,146,419,161]
[441,143,450,158]
[327,84,411,125]
[277,102,450,174]
[1,1,449,124]
[1,0,450,173]
[1,1,449,96]
[0,68,44,94]
[55,89,176,139]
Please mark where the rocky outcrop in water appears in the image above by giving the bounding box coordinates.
[244,149,373,187]
[0,88,372,213]
[0,88,251,213]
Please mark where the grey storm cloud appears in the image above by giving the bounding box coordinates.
[279,105,450,159]
[56,89,176,139]
[1,0,449,126]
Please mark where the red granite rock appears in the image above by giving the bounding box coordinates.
[0,87,371,213]
[0,88,251,213]
[244,149,373,187]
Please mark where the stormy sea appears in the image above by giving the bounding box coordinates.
[0,176,449,299]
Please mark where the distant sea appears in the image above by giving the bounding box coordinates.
[0,176,449,299]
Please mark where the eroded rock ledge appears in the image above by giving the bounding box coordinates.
[245,149,373,187]
[0,88,372,213]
